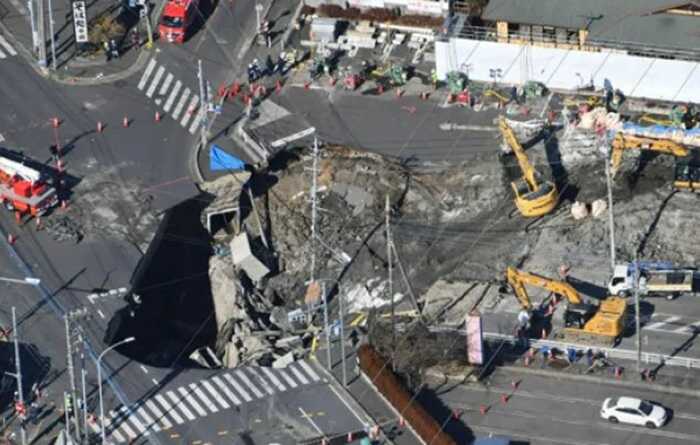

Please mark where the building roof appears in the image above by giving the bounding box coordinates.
[482,0,700,51]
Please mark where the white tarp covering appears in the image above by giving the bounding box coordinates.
[435,39,700,103]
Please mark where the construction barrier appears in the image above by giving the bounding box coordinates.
[357,344,457,445]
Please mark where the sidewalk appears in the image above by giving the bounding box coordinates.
[429,341,700,398]
[0,0,166,84]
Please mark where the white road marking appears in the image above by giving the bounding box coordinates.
[97,310,105,319]
[110,426,127,443]
[180,95,199,127]
[673,320,700,334]
[166,391,195,420]
[137,59,157,90]
[0,50,6,59]
[223,373,252,401]
[270,127,316,148]
[121,407,147,434]
[234,370,264,398]
[135,407,159,432]
[154,394,185,424]
[645,316,682,331]
[277,368,298,388]
[211,376,241,405]
[189,382,219,413]
[249,369,275,395]
[0,35,16,56]
[146,66,165,98]
[200,379,230,409]
[187,109,203,134]
[261,367,286,391]
[163,80,182,112]
[110,410,136,439]
[298,360,321,381]
[152,378,159,386]
[145,399,173,429]
[178,386,207,416]
[140,365,149,374]
[288,364,309,385]
[171,88,191,120]
[0,134,4,143]
[158,72,174,96]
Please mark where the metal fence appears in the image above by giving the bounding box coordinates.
[445,24,700,64]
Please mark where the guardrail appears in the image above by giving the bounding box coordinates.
[483,331,700,370]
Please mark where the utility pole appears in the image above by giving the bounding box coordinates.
[27,0,39,54]
[36,0,47,67]
[47,0,56,70]
[10,308,27,445]
[197,60,208,150]
[338,283,347,387]
[322,281,331,371]
[141,0,154,49]
[634,253,642,372]
[603,133,616,270]
[310,137,319,283]
[386,194,395,354]
[80,334,88,438]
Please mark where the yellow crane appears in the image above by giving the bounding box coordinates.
[506,266,626,346]
[498,117,558,217]
[610,133,688,177]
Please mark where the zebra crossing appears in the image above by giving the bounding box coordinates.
[89,361,323,442]
[0,33,18,60]
[136,58,208,135]
[643,313,700,335]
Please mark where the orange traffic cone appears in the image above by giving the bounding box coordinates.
[304,81,311,90]
[123,116,129,128]
[275,79,282,94]
[511,379,520,389]
[399,417,405,427]
[541,328,547,339]
[479,404,488,415]
[377,84,384,95]
[35,217,41,230]
[97,121,103,133]
[346,432,352,442]
[500,394,509,404]
[51,117,60,128]
[395,88,403,98]
[61,200,68,210]
[7,234,15,244]
[155,111,161,122]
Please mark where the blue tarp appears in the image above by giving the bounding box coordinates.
[210,145,246,171]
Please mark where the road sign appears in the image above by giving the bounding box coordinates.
[71,1,89,43]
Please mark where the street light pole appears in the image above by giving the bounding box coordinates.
[11,307,27,445]
[98,337,135,445]
[27,0,39,55]
[634,254,642,372]
[36,0,46,67]
[47,0,56,70]
[141,0,154,49]
[337,283,347,387]
[322,282,331,371]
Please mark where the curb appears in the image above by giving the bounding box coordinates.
[0,0,167,86]
[425,365,700,398]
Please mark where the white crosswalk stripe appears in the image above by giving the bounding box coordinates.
[261,367,286,391]
[163,80,182,112]
[645,316,682,331]
[246,368,275,395]
[146,66,165,98]
[223,372,253,401]
[172,88,191,120]
[299,360,321,381]
[145,399,173,429]
[120,406,148,435]
[674,320,700,334]
[235,369,265,398]
[180,95,199,127]
[201,379,231,409]
[135,406,160,432]
[154,394,185,424]
[211,375,242,405]
[111,410,137,438]
[167,390,195,420]
[109,425,127,443]
[188,108,203,134]
[278,368,299,388]
[190,382,219,413]
[288,363,310,385]
[105,413,128,442]
[137,58,157,90]
[156,72,174,104]
[178,386,207,416]
[0,35,17,57]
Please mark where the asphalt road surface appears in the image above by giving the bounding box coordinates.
[423,368,700,445]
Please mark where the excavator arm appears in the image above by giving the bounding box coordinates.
[506,266,583,306]
[499,117,539,192]
[610,133,689,176]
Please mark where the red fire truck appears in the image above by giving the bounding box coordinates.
[158,0,199,43]
[0,155,57,217]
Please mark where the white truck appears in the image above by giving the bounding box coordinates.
[608,262,695,300]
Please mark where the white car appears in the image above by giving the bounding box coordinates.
[600,397,668,428]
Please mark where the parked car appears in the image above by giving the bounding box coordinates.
[600,396,667,428]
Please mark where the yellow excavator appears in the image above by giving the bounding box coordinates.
[673,153,700,192]
[610,133,688,177]
[498,117,558,217]
[506,267,626,346]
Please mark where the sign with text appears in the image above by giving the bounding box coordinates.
[72,1,89,44]
[466,313,484,365]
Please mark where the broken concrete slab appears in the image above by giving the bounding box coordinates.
[273,351,296,368]
[231,231,271,282]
